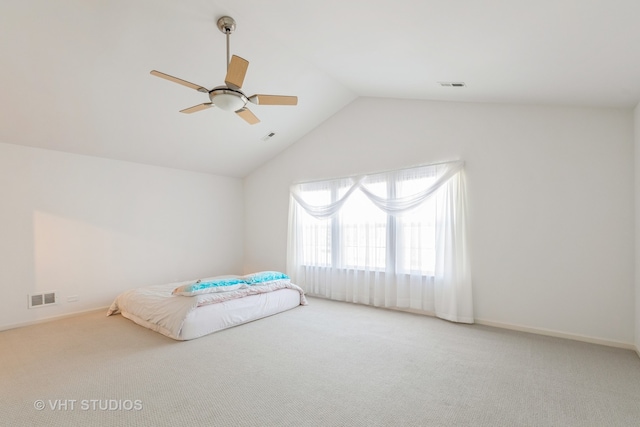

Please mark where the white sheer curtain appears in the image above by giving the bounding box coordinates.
[287,160,473,323]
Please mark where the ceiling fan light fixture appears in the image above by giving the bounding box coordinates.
[211,92,246,112]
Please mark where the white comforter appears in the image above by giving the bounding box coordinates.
[107,279,307,339]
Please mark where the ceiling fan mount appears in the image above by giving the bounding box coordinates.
[150,16,297,125]
[216,16,236,34]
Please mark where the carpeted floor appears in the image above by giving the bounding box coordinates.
[1,296,640,426]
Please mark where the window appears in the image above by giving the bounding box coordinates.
[296,168,438,276]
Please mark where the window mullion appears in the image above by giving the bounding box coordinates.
[331,185,340,268]
[386,175,396,275]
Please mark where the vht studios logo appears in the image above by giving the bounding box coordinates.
[34,399,143,411]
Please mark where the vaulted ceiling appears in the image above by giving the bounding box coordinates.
[2,1,639,177]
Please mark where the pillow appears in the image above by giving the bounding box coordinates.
[241,271,290,285]
[173,277,247,296]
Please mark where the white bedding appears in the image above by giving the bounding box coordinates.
[107,279,307,340]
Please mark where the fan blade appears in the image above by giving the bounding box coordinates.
[150,70,208,92]
[248,94,298,106]
[224,55,249,90]
[236,107,260,125]
[180,103,213,114]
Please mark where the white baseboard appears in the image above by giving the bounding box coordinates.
[475,317,636,351]
[0,306,109,332]
[387,303,636,352]
[308,296,638,352]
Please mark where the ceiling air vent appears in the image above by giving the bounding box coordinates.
[28,291,57,308]
[439,82,466,87]
[261,132,276,142]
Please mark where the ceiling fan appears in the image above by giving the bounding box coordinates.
[150,16,297,125]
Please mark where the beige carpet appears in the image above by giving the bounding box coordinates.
[1,296,640,426]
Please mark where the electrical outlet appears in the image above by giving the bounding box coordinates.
[67,295,79,302]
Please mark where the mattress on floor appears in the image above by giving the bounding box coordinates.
[108,278,306,340]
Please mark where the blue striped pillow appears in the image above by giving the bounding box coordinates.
[173,277,246,296]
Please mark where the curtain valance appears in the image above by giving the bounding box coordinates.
[290,161,464,218]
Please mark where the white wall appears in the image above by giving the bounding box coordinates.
[635,103,640,352]
[0,143,243,330]
[244,97,635,345]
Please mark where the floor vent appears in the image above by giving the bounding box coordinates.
[28,291,57,308]
[439,82,466,87]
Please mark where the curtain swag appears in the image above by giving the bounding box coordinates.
[290,161,464,218]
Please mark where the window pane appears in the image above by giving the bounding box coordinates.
[397,200,435,274]
[396,175,436,275]
[339,182,386,270]
[299,188,332,266]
